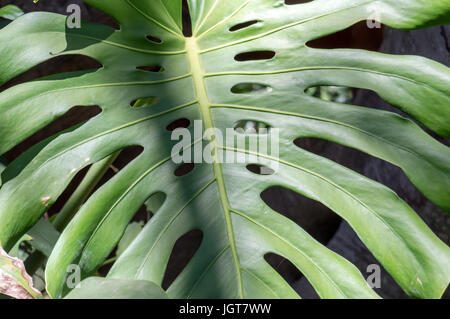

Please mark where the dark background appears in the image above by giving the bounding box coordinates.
[1,0,449,299]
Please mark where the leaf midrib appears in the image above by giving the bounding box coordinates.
[185,37,244,298]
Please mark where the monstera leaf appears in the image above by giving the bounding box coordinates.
[0,0,449,299]
[64,277,168,299]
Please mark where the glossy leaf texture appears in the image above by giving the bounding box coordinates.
[64,277,168,299]
[0,0,449,299]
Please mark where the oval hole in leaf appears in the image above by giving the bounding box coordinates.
[146,35,162,44]
[294,136,376,175]
[174,163,195,177]
[136,65,164,73]
[108,145,144,172]
[304,86,353,104]
[234,120,271,134]
[70,146,144,202]
[261,186,341,245]
[162,229,203,290]
[285,0,314,5]
[235,51,276,61]
[231,83,272,94]
[246,164,275,175]
[166,118,191,131]
[130,97,160,108]
[0,55,102,93]
[229,20,261,32]
[182,0,192,37]
[87,145,144,201]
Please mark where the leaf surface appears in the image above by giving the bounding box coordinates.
[64,277,168,299]
[0,0,449,299]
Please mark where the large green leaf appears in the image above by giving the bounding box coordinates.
[0,0,449,299]
[64,277,168,299]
